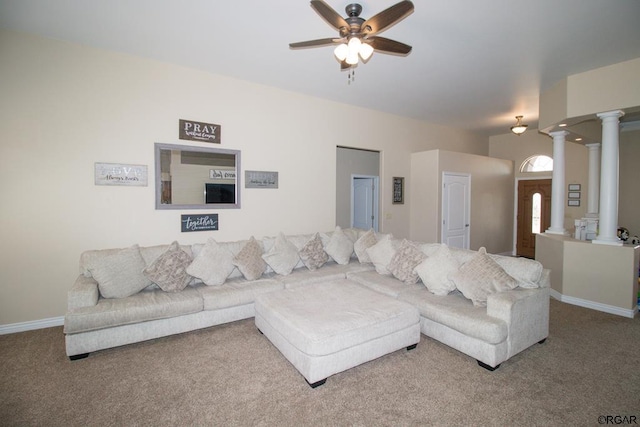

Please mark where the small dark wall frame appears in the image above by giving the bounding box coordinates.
[393,177,404,204]
[181,214,219,232]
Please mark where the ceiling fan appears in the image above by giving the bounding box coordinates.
[289,0,414,71]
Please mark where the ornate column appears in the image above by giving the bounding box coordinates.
[585,143,601,217]
[593,110,624,246]
[546,131,569,235]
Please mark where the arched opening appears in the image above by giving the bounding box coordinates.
[520,155,553,173]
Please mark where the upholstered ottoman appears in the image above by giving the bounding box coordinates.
[254,279,420,387]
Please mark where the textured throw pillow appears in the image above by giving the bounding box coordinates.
[299,233,329,271]
[354,229,377,263]
[143,241,193,292]
[232,236,267,280]
[323,226,354,265]
[186,238,236,286]
[449,247,519,306]
[89,245,152,299]
[262,233,300,275]
[414,244,459,295]
[387,239,427,284]
[366,234,397,276]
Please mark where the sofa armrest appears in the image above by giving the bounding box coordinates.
[68,275,99,310]
[487,287,550,357]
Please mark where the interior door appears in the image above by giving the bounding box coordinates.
[442,173,470,249]
[352,177,377,230]
[516,179,552,258]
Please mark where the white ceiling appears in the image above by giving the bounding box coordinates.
[2,0,640,137]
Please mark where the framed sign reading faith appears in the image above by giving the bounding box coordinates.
[181,214,219,232]
[392,177,404,204]
[95,163,148,186]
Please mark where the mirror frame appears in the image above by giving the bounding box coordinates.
[154,142,241,210]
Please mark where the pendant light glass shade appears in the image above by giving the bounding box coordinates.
[334,43,348,61]
[511,115,528,135]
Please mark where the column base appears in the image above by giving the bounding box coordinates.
[545,228,569,236]
[592,238,623,246]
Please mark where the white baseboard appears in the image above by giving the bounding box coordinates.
[0,316,64,335]
[550,289,638,319]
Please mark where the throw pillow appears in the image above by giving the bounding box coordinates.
[366,234,397,276]
[449,247,519,307]
[261,232,300,275]
[299,233,329,271]
[322,226,354,265]
[232,236,267,281]
[143,241,193,292]
[354,229,377,263]
[89,245,152,299]
[387,239,427,284]
[186,238,236,286]
[414,244,459,295]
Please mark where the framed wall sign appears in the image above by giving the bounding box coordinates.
[568,184,581,191]
[179,119,221,143]
[245,170,278,188]
[392,177,404,204]
[568,192,581,199]
[568,200,580,207]
[181,214,219,232]
[95,163,148,186]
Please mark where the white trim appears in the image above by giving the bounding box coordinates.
[550,289,638,319]
[0,316,64,335]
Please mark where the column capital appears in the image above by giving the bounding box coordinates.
[596,110,625,120]
[548,130,569,138]
[585,142,601,149]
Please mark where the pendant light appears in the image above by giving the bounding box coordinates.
[511,116,528,135]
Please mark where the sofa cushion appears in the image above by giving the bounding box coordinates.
[449,247,519,307]
[414,244,459,295]
[143,241,193,292]
[232,236,267,281]
[347,270,423,298]
[353,228,377,263]
[366,234,398,276]
[387,239,427,284]
[187,238,236,286]
[298,233,329,271]
[64,287,203,334]
[88,245,153,299]
[322,226,354,265]
[262,233,300,275]
[398,288,508,345]
[273,260,371,289]
[197,278,283,310]
[490,255,544,288]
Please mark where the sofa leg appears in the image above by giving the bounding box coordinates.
[257,328,263,335]
[477,360,500,371]
[69,353,89,361]
[538,338,547,344]
[406,343,417,351]
[306,378,326,388]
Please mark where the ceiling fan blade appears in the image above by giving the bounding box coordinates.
[362,1,414,36]
[289,38,340,49]
[310,0,349,32]
[367,37,412,55]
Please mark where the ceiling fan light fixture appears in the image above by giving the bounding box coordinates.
[334,43,348,61]
[346,37,361,65]
[359,42,374,61]
[511,115,528,135]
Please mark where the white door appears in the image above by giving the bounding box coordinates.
[352,176,378,231]
[442,173,470,249]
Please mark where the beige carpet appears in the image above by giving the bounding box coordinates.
[1,299,638,426]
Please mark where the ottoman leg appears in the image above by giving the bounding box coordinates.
[406,344,417,351]
[306,378,326,388]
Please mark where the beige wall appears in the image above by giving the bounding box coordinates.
[489,130,589,232]
[0,30,488,325]
[619,130,640,238]
[410,150,514,254]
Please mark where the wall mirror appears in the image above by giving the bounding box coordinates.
[155,143,241,210]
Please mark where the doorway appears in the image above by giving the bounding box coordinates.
[516,179,552,258]
[352,176,379,231]
[441,172,470,249]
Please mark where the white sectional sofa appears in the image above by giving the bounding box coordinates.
[64,228,549,372]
